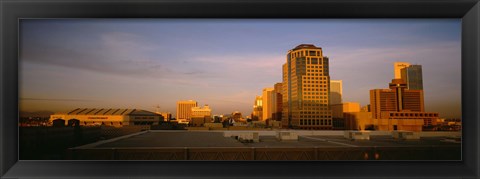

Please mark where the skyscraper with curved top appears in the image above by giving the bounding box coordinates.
[281,44,332,130]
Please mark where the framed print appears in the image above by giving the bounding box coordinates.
[1,0,479,178]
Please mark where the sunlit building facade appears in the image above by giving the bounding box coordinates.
[252,96,263,121]
[176,100,197,123]
[191,105,212,126]
[282,44,332,130]
[370,78,437,129]
[191,105,212,118]
[262,87,277,121]
[393,62,411,79]
[370,79,425,119]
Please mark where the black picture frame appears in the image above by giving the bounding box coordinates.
[1,0,479,178]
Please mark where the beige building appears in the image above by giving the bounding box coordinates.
[49,108,161,126]
[191,105,212,118]
[330,80,342,105]
[262,87,277,121]
[176,100,197,123]
[191,105,212,127]
[393,62,411,79]
[282,44,332,130]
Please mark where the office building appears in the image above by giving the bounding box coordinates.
[393,62,411,79]
[273,83,283,121]
[371,79,425,119]
[282,44,332,130]
[49,108,162,126]
[330,80,343,105]
[191,105,212,127]
[191,105,212,118]
[401,65,423,90]
[262,87,277,121]
[370,78,437,129]
[176,100,198,124]
[252,96,263,121]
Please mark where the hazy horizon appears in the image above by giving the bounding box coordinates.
[19,19,461,118]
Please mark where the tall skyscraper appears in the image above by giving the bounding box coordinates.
[262,87,277,121]
[282,44,332,130]
[401,65,423,90]
[393,62,411,79]
[176,100,197,123]
[330,80,342,105]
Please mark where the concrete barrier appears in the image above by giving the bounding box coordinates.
[185,127,209,131]
[276,132,298,141]
[392,131,420,140]
[344,131,370,140]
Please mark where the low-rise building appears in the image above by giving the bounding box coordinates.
[49,108,161,126]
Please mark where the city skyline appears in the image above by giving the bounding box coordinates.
[20,19,461,118]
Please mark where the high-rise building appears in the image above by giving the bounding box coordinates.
[176,100,197,123]
[262,87,277,121]
[370,79,425,119]
[273,83,283,121]
[393,62,411,79]
[330,80,342,105]
[282,44,332,130]
[252,96,263,121]
[401,65,423,90]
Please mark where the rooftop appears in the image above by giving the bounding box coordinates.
[69,130,461,160]
[55,108,160,116]
[291,44,322,51]
[78,130,460,149]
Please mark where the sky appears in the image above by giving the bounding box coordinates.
[19,19,461,118]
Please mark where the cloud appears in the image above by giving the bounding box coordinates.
[20,98,97,102]
[21,31,218,86]
[191,54,284,86]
